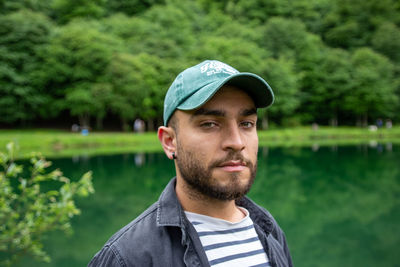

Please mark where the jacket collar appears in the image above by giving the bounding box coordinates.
[236,197,274,234]
[156,177,274,235]
[156,178,184,227]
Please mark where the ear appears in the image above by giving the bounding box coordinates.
[158,126,176,160]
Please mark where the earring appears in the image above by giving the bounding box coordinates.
[172,152,177,160]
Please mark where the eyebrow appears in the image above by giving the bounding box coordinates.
[192,108,225,117]
[190,107,257,120]
[240,108,257,117]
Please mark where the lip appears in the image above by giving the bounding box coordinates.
[218,160,247,172]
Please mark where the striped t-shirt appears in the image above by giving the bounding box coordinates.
[185,208,270,267]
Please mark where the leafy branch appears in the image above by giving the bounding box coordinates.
[0,142,94,266]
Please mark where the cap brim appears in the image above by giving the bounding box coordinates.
[177,72,274,111]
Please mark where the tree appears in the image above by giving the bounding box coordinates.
[106,0,165,16]
[346,48,398,126]
[260,17,325,124]
[220,0,290,24]
[130,2,200,58]
[189,36,268,73]
[105,53,147,131]
[90,83,113,130]
[105,53,175,131]
[322,0,400,48]
[51,0,106,24]
[259,17,325,68]
[200,8,262,47]
[199,0,331,34]
[258,57,301,128]
[372,22,400,63]
[0,142,94,266]
[132,55,182,129]
[0,0,54,15]
[35,21,123,127]
[103,2,201,57]
[314,48,353,126]
[64,82,111,128]
[0,10,53,125]
[1,0,399,129]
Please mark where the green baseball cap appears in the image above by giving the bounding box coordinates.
[163,60,274,126]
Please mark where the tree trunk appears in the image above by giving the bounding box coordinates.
[147,119,154,131]
[330,117,338,127]
[356,116,362,127]
[157,117,163,128]
[79,113,90,128]
[362,113,368,127]
[330,111,338,127]
[96,116,103,130]
[261,116,269,130]
[121,117,129,132]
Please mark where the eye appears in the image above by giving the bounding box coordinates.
[200,121,218,129]
[240,121,255,129]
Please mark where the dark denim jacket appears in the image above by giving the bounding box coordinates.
[88,178,293,267]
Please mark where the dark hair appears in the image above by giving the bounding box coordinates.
[167,113,178,134]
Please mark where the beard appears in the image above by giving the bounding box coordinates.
[176,146,257,201]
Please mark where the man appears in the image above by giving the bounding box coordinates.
[89,60,293,267]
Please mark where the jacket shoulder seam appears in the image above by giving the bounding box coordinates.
[107,202,158,247]
[108,244,126,267]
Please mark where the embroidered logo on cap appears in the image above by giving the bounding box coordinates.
[200,61,239,76]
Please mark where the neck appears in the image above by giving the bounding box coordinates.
[175,177,246,223]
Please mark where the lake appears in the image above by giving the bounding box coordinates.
[19,143,399,267]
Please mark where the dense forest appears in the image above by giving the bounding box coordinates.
[1,0,399,130]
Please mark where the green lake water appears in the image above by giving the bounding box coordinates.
[19,143,400,267]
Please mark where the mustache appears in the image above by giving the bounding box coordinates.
[209,152,253,168]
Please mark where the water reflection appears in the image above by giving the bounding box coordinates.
[369,140,378,148]
[71,154,90,163]
[18,144,399,267]
[311,143,319,152]
[386,142,392,152]
[134,153,145,166]
[252,144,399,267]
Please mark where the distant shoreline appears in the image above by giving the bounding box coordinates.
[1,127,399,159]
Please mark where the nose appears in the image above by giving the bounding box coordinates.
[221,123,245,152]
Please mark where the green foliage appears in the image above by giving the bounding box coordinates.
[1,0,399,128]
[35,21,123,122]
[51,0,106,24]
[0,142,94,266]
[105,53,154,129]
[0,10,53,124]
[202,9,261,43]
[41,21,120,83]
[372,22,400,62]
[190,36,268,72]
[259,17,327,124]
[65,82,111,127]
[346,48,398,124]
[0,0,54,15]
[136,2,200,58]
[260,17,310,59]
[106,0,165,16]
[259,57,301,127]
[316,48,353,125]
[322,0,400,48]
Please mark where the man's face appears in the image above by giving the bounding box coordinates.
[173,85,259,200]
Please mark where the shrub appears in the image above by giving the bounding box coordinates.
[0,142,94,266]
